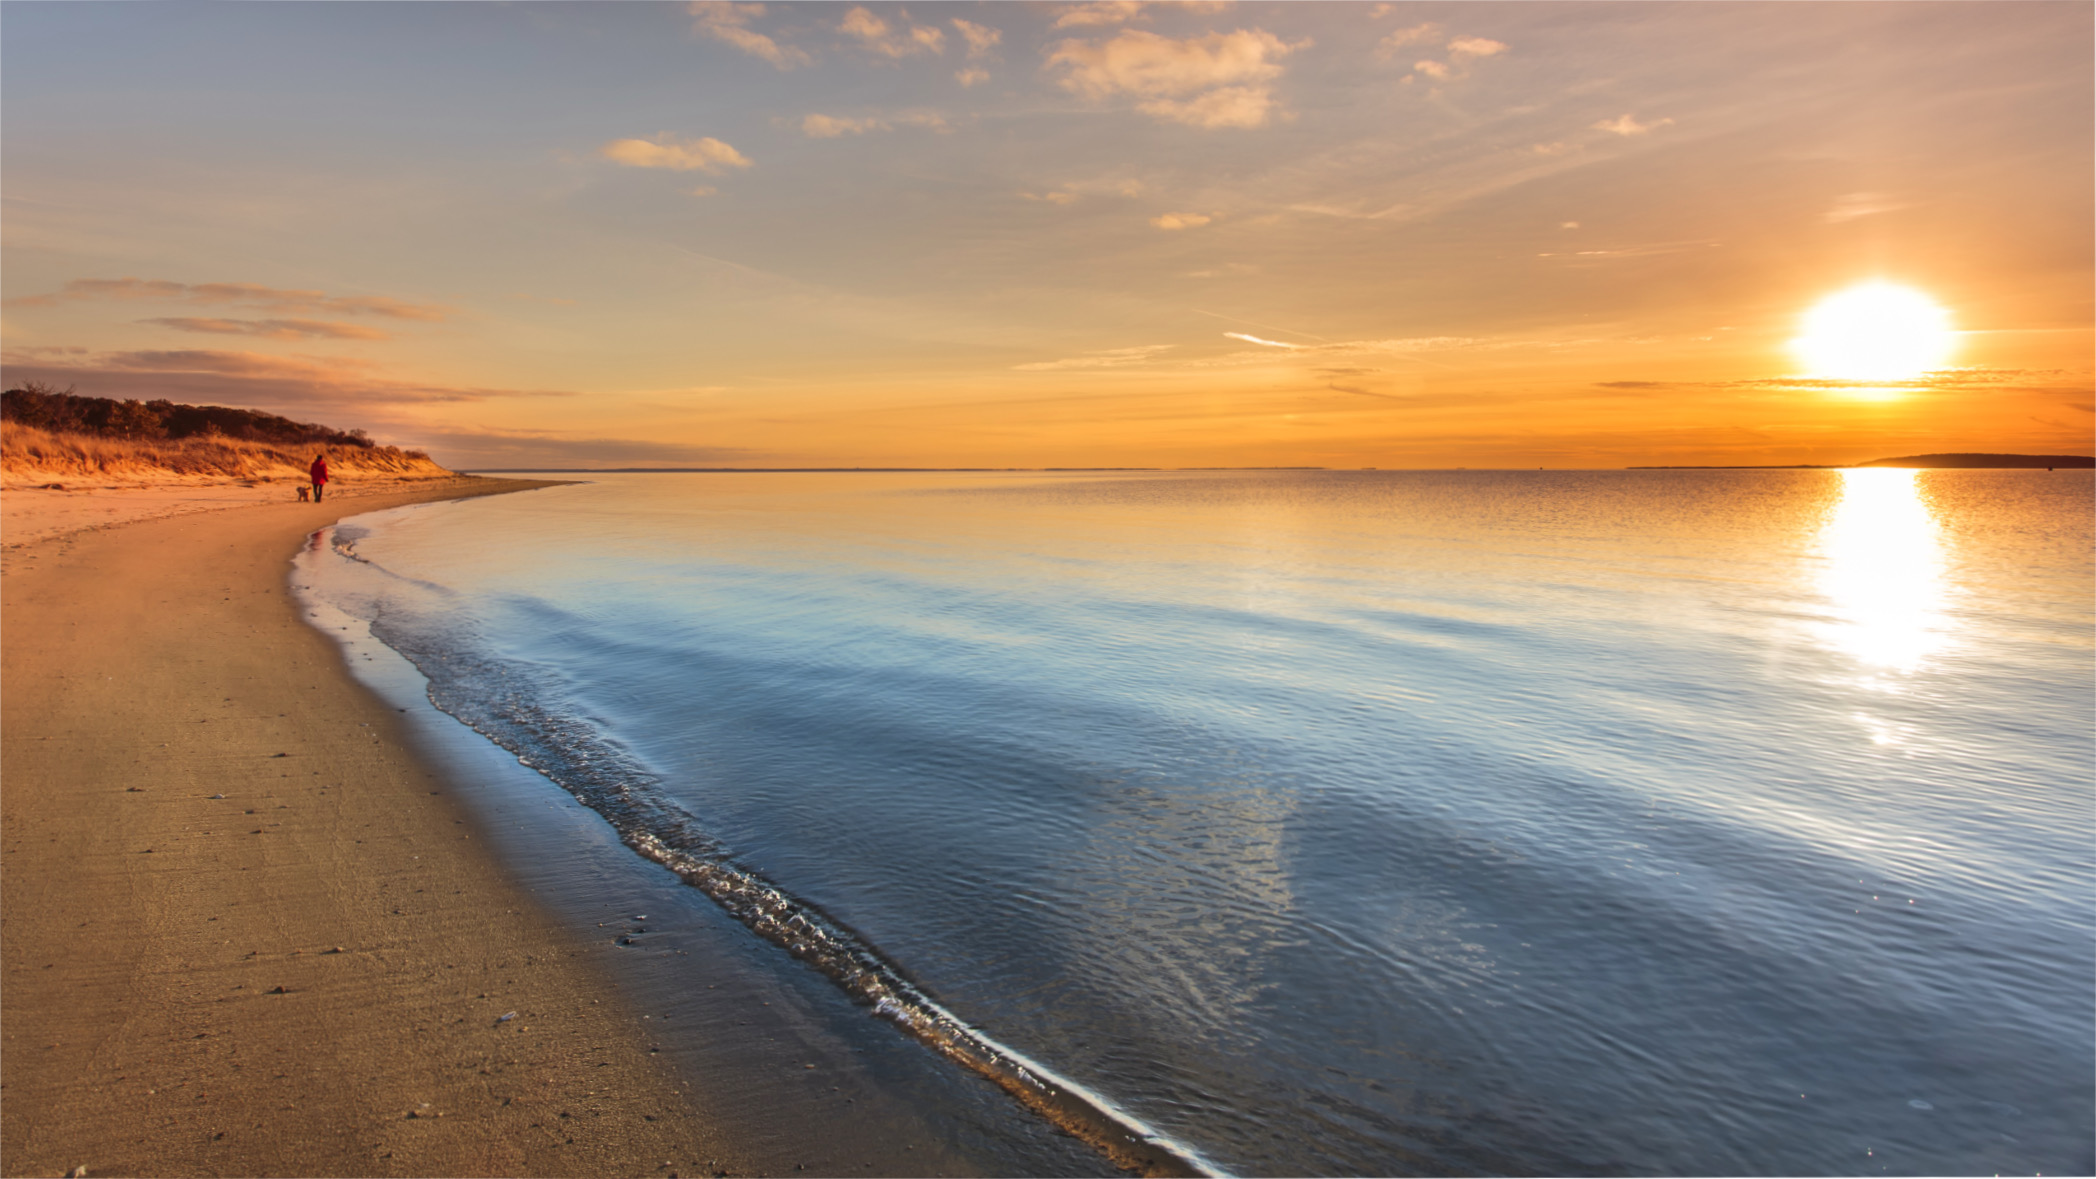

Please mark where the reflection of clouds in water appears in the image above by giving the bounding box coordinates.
[1059,760,1298,1042]
[1816,469,1949,675]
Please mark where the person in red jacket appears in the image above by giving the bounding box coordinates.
[310,452,329,503]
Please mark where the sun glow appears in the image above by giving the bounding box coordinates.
[1791,282,1955,382]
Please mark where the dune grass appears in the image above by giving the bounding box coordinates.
[2,422,452,488]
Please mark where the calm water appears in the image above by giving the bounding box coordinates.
[299,470,2092,1176]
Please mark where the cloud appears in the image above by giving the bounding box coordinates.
[1824,191,1910,223]
[839,6,944,58]
[1223,332,1299,348]
[952,17,1001,56]
[1397,30,1507,82]
[1142,86,1277,129]
[1375,22,1441,57]
[1591,369,2078,394]
[1052,2,1149,29]
[409,425,761,470]
[688,185,720,197]
[955,66,991,87]
[140,317,391,341]
[1536,239,1718,261]
[1021,190,1081,204]
[688,2,810,68]
[1593,113,1672,136]
[0,347,577,410]
[1014,344,1174,371]
[1150,211,1212,230]
[800,111,946,137]
[5,278,448,321]
[600,134,753,173]
[1047,29,1307,129]
[803,113,883,138]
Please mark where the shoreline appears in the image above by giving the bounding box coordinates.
[0,477,737,1177]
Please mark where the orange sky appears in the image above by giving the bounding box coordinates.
[3,2,2089,468]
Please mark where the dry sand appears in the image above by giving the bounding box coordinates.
[0,478,453,550]
[2,477,737,1177]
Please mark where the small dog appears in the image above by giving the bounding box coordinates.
[296,485,311,502]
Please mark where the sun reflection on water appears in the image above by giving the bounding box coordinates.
[1816,468,1948,675]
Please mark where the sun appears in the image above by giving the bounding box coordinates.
[1791,282,1955,382]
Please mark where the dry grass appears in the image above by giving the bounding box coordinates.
[1,423,453,488]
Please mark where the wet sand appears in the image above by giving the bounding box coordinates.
[0,478,736,1177]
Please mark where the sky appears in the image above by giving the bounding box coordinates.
[3,1,2089,469]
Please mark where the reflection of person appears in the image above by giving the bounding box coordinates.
[310,453,329,503]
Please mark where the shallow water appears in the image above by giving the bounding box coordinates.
[299,469,2093,1176]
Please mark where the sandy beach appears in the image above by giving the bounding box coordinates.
[1,478,731,1177]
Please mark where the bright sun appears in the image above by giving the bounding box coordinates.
[1791,282,1955,382]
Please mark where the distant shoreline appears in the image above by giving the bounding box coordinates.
[1631,454,2093,470]
[467,454,2095,475]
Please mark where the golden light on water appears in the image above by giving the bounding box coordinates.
[1816,468,1947,674]
[1792,282,1956,384]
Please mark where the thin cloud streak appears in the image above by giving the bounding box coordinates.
[6,278,448,321]
[1,348,581,408]
[140,317,390,341]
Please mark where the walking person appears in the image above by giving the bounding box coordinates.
[310,452,329,503]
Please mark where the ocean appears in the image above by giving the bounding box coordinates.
[294,468,2093,1176]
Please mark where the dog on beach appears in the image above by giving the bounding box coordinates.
[296,485,311,502]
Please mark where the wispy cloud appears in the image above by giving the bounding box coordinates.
[1824,191,1910,223]
[1151,211,1212,230]
[0,347,577,408]
[1593,368,2080,393]
[1052,2,1150,30]
[1536,239,1719,261]
[800,110,947,138]
[1021,190,1081,205]
[950,15,1001,84]
[803,113,884,138]
[688,2,809,69]
[1593,113,1673,136]
[1448,37,1507,59]
[1047,28,1308,129]
[600,134,753,173]
[5,278,448,321]
[1375,22,1441,57]
[839,6,944,58]
[952,17,1000,57]
[1223,332,1299,348]
[1399,30,1507,83]
[412,425,761,470]
[140,317,390,341]
[1014,344,1175,371]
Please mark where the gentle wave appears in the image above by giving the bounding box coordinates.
[324,523,1219,1177]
